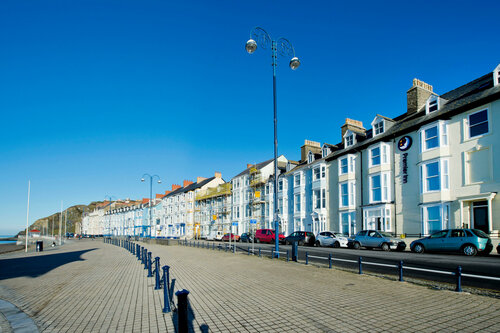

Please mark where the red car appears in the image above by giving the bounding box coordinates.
[222,233,240,242]
[255,229,285,244]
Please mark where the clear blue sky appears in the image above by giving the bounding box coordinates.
[1,0,499,235]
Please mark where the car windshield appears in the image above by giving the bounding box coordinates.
[471,229,490,239]
[333,233,344,237]
[379,232,393,238]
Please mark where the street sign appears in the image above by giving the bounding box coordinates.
[212,215,217,220]
[254,191,261,198]
[250,219,257,224]
[232,222,238,226]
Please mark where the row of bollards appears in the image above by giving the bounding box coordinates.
[182,239,465,293]
[105,238,191,331]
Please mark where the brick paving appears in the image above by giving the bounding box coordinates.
[0,239,499,332]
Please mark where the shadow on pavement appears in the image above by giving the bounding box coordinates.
[172,298,209,333]
[0,249,97,280]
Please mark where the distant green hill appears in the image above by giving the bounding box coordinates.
[18,201,104,236]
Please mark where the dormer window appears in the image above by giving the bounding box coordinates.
[494,64,500,86]
[322,146,330,158]
[371,116,385,137]
[344,130,356,148]
[426,95,439,114]
[308,151,314,164]
[374,121,384,135]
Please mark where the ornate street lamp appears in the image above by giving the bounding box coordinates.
[245,27,300,258]
[141,174,161,238]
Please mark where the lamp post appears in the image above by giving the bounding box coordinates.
[245,27,300,258]
[141,174,161,238]
[104,195,115,237]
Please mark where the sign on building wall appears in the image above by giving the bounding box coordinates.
[398,136,412,184]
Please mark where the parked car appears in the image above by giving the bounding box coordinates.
[239,233,254,243]
[497,243,500,255]
[255,229,285,244]
[350,230,406,251]
[284,231,316,246]
[315,231,349,248]
[410,229,493,256]
[222,233,240,242]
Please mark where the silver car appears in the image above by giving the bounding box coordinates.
[351,230,406,251]
[315,231,349,248]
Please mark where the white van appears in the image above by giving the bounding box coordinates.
[206,231,224,241]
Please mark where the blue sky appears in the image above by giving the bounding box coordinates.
[1,0,499,234]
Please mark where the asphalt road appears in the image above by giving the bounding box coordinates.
[190,240,500,291]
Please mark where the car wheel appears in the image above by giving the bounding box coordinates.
[412,243,424,254]
[333,241,340,248]
[256,238,260,243]
[315,240,321,247]
[381,243,390,251]
[298,240,304,246]
[462,244,478,256]
[353,242,361,250]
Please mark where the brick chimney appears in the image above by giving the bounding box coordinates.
[300,139,322,162]
[407,78,433,115]
[183,180,193,187]
[155,194,163,199]
[172,184,181,191]
[247,164,253,169]
[164,190,171,195]
[196,177,207,183]
[341,118,365,138]
[214,171,222,178]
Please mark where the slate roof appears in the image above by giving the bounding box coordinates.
[161,177,217,199]
[326,71,500,162]
[232,158,275,179]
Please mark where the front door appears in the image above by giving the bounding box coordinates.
[472,201,489,234]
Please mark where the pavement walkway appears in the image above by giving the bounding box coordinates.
[0,239,499,332]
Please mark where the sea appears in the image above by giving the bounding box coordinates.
[0,235,16,244]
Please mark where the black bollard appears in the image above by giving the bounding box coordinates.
[176,289,190,333]
[162,266,171,313]
[398,261,404,282]
[306,252,309,265]
[154,257,161,290]
[329,253,332,269]
[456,266,462,292]
[144,250,148,270]
[358,256,363,275]
[147,252,153,277]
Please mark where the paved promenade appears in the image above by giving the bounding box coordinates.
[0,239,499,332]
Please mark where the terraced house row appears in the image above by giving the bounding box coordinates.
[82,64,500,240]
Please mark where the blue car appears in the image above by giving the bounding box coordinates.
[410,229,492,256]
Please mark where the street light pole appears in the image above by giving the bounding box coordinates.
[141,174,161,238]
[104,195,115,238]
[245,27,300,258]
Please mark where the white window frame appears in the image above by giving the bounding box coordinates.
[322,146,330,158]
[368,143,389,167]
[363,206,392,231]
[294,194,301,212]
[343,130,356,148]
[313,189,321,209]
[426,95,439,114]
[421,203,450,235]
[419,120,448,152]
[338,154,355,176]
[420,158,449,193]
[466,109,489,139]
[313,167,321,181]
[369,172,391,203]
[294,173,301,187]
[339,211,356,236]
[493,64,500,87]
[308,151,314,164]
[339,181,355,208]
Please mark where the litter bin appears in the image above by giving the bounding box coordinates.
[36,241,43,252]
[291,241,298,262]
